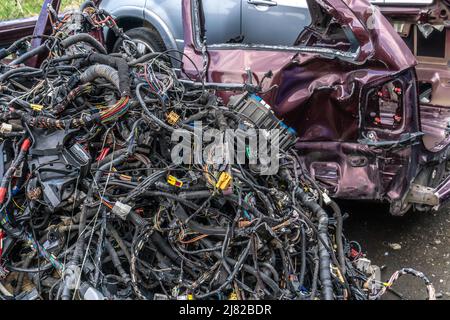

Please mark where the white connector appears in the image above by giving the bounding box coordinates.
[0,123,13,134]
[322,192,332,206]
[112,201,132,220]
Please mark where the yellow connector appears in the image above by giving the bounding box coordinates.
[229,292,238,300]
[167,175,183,188]
[166,111,180,125]
[215,172,232,190]
[30,104,43,112]
[187,294,194,300]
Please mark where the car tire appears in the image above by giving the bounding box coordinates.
[113,27,166,55]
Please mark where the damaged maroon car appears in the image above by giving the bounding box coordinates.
[181,0,450,215]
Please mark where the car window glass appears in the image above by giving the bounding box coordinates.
[202,0,242,45]
[202,0,312,46]
[201,0,358,60]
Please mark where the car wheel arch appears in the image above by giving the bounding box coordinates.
[105,8,180,64]
[142,8,180,59]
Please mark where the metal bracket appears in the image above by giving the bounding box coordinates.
[406,183,439,206]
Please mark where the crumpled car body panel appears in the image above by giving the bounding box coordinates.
[182,0,450,215]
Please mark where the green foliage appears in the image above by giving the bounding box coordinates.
[0,0,83,21]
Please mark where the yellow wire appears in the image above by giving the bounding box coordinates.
[12,199,25,211]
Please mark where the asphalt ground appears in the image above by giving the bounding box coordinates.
[341,201,450,300]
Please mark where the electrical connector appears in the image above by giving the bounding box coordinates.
[30,104,44,112]
[229,292,238,300]
[167,175,183,188]
[80,283,106,300]
[166,111,180,125]
[0,123,12,134]
[112,201,132,220]
[322,192,332,206]
[216,172,232,190]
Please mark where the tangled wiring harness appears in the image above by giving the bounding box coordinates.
[0,1,436,300]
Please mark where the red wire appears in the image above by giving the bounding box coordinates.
[93,16,117,27]
[96,147,110,161]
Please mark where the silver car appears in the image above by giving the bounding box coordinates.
[100,0,311,55]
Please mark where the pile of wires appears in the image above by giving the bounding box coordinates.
[0,1,435,300]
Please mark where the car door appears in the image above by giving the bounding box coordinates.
[241,0,311,46]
